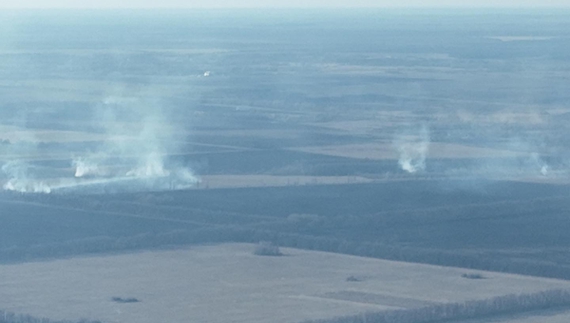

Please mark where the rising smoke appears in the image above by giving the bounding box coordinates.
[480,140,551,178]
[394,125,430,174]
[72,157,103,178]
[1,96,199,194]
[1,161,51,194]
[441,136,555,182]
[530,152,549,176]
[66,96,199,193]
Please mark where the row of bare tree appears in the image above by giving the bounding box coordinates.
[0,311,100,323]
[2,225,570,280]
[303,289,570,323]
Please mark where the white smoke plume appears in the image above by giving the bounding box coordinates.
[529,152,549,176]
[443,138,553,182]
[72,157,102,178]
[1,95,199,194]
[492,141,551,178]
[395,126,430,174]
[125,152,170,178]
[65,96,199,193]
[541,165,549,176]
[0,112,54,193]
[1,161,51,194]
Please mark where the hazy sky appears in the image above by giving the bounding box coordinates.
[1,0,569,9]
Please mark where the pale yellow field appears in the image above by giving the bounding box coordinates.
[462,309,570,323]
[291,141,526,160]
[1,244,570,323]
[316,63,456,80]
[488,36,556,42]
[194,175,373,189]
[309,118,416,135]
[0,125,108,143]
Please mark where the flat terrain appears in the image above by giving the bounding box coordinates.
[2,10,570,323]
[463,309,570,323]
[194,174,373,189]
[1,243,570,323]
[291,142,527,160]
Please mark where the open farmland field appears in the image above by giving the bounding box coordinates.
[2,243,570,323]
[194,174,373,189]
[290,142,527,160]
[462,309,570,323]
[2,9,570,323]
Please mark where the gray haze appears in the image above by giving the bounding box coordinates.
[1,0,570,8]
[2,8,570,323]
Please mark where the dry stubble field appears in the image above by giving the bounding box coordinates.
[1,243,570,323]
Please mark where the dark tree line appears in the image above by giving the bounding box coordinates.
[3,225,570,281]
[302,289,570,323]
[0,310,100,323]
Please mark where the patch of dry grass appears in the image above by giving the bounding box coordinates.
[291,142,526,160]
[194,175,373,189]
[1,244,569,323]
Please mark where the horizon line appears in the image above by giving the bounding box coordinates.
[1,6,570,9]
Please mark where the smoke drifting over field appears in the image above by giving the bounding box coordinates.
[1,161,52,194]
[0,97,199,194]
[73,158,102,178]
[530,152,549,176]
[395,126,430,173]
[447,139,553,180]
[390,124,557,181]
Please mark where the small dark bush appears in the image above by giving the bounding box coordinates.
[254,241,283,256]
[111,297,140,303]
[462,273,486,279]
